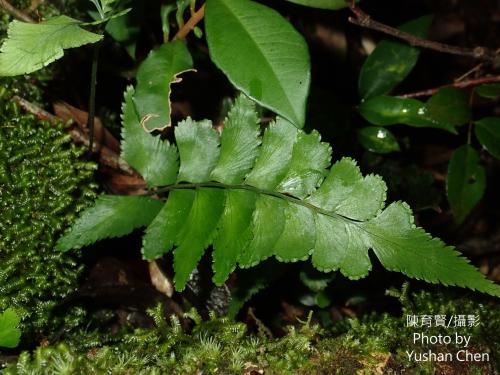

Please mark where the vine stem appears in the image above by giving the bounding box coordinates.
[173,3,205,40]
[152,181,357,223]
[87,43,101,152]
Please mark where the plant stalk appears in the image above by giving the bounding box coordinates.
[87,43,101,153]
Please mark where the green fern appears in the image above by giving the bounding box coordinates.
[57,92,500,296]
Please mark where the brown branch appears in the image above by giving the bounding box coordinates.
[0,0,35,23]
[12,95,135,175]
[347,0,499,64]
[399,75,500,98]
[173,3,205,40]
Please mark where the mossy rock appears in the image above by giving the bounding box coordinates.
[0,88,96,335]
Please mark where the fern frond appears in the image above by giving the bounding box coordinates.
[57,95,500,297]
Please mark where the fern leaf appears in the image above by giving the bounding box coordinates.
[173,188,225,290]
[210,96,261,184]
[142,190,195,259]
[244,118,297,189]
[56,195,163,251]
[121,86,179,187]
[212,190,256,284]
[61,95,500,297]
[0,16,102,76]
[175,118,220,183]
[363,202,500,295]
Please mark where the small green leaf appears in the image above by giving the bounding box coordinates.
[359,96,457,133]
[0,16,102,76]
[282,0,350,10]
[142,190,195,260]
[133,41,193,132]
[173,188,225,290]
[175,118,220,183]
[359,16,432,100]
[105,8,140,58]
[299,267,334,292]
[475,117,500,159]
[357,126,400,154]
[474,83,500,99]
[121,86,179,187]
[56,195,164,251]
[426,87,471,128]
[210,96,261,184]
[0,309,21,348]
[446,145,486,224]
[205,0,311,128]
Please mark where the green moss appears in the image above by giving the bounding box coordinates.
[0,89,96,335]
[4,289,498,374]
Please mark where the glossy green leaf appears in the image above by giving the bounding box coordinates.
[474,83,500,99]
[357,126,400,154]
[210,96,261,184]
[205,0,310,128]
[426,87,471,127]
[173,188,225,290]
[121,86,179,187]
[359,96,457,133]
[475,117,500,159]
[359,16,432,100]
[446,145,486,224]
[0,309,21,348]
[175,118,220,183]
[0,16,102,76]
[282,0,350,10]
[56,195,163,251]
[133,41,193,132]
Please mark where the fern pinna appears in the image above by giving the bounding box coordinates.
[57,90,500,296]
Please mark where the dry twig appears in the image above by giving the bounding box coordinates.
[399,75,500,98]
[347,0,499,65]
[0,0,35,23]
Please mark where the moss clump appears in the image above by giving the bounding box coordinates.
[0,89,96,335]
[4,289,498,374]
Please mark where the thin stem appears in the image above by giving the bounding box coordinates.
[173,3,205,40]
[87,43,101,153]
[152,181,357,224]
[347,0,499,64]
[399,75,500,99]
